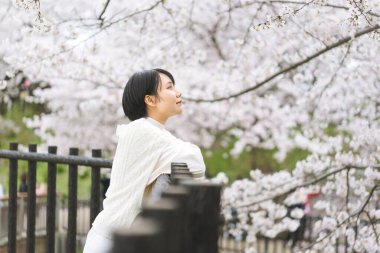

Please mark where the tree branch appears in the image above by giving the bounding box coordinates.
[222,1,380,18]
[304,185,380,251]
[210,22,226,61]
[312,41,352,110]
[161,2,180,44]
[0,2,12,22]
[102,0,162,28]
[350,0,373,26]
[233,3,265,66]
[233,163,380,208]
[184,24,380,103]
[17,0,163,70]
[346,168,350,210]
[364,211,380,245]
[98,0,112,26]
[291,19,328,46]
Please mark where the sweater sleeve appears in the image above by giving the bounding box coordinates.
[172,142,206,180]
[146,138,206,184]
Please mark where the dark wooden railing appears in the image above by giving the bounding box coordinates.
[111,164,222,253]
[0,142,112,253]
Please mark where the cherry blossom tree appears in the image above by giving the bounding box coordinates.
[1,0,379,251]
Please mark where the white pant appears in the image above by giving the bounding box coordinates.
[83,228,113,253]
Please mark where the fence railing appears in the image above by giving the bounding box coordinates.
[110,164,222,253]
[107,166,318,253]
[0,197,98,252]
[0,143,112,253]
[0,194,50,245]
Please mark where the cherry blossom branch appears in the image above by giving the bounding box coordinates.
[304,185,380,251]
[254,0,314,30]
[161,2,180,44]
[44,75,118,89]
[210,22,226,61]
[17,0,163,70]
[187,0,195,29]
[234,164,380,208]
[184,24,380,103]
[223,1,380,18]
[76,61,121,86]
[313,41,352,107]
[224,0,233,29]
[98,0,111,26]
[101,0,162,28]
[349,0,374,26]
[137,11,151,45]
[0,2,12,22]
[291,19,327,46]
[364,211,380,245]
[233,3,265,66]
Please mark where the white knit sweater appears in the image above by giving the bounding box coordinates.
[90,117,206,238]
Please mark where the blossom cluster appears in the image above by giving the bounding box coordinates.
[222,156,380,251]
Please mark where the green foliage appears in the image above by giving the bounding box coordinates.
[0,101,43,146]
[0,101,92,199]
[202,137,309,182]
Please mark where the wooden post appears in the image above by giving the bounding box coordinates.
[161,185,190,253]
[171,162,192,183]
[141,198,180,253]
[264,237,269,253]
[181,181,222,253]
[111,217,162,253]
[171,162,189,173]
[171,174,192,185]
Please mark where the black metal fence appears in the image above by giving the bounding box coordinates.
[0,195,50,244]
[0,143,112,253]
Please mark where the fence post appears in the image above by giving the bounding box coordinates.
[26,144,37,253]
[111,217,162,253]
[8,142,18,253]
[161,185,190,253]
[46,146,57,253]
[171,162,190,174]
[181,181,222,253]
[141,198,180,253]
[264,237,269,253]
[67,148,79,253]
[171,162,192,184]
[90,149,101,226]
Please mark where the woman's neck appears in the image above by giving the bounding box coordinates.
[146,113,167,125]
[146,115,166,127]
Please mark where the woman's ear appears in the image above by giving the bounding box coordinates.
[144,95,156,107]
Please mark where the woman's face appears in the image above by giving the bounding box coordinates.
[153,73,182,120]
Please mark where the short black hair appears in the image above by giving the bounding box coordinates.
[122,69,175,121]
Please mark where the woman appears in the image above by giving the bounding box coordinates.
[83,69,206,253]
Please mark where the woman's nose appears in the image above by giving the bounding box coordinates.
[176,88,182,98]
